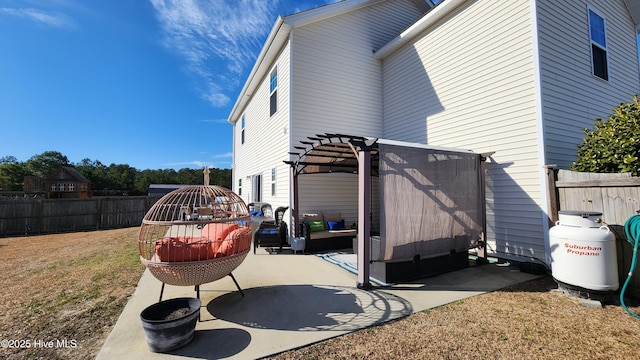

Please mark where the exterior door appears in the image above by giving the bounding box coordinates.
[252,174,262,202]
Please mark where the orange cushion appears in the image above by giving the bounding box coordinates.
[155,236,213,262]
[216,227,252,257]
[201,223,239,241]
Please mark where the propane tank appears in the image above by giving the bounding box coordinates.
[549,211,618,291]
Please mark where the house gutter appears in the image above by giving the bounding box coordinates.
[373,0,468,60]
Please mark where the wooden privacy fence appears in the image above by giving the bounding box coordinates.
[0,196,161,237]
[547,168,640,298]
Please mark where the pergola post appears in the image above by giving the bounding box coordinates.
[290,165,299,237]
[357,149,372,290]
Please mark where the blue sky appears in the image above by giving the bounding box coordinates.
[0,0,338,170]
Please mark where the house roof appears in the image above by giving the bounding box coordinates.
[46,166,90,183]
[624,0,640,33]
[227,0,434,124]
[376,0,640,59]
[374,0,466,59]
[229,0,640,122]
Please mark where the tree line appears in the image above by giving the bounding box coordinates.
[0,151,231,195]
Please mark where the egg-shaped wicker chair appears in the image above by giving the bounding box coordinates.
[138,185,251,301]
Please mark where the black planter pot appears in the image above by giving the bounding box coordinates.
[140,297,201,353]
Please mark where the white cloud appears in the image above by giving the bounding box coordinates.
[199,118,228,124]
[167,160,215,168]
[167,151,232,169]
[150,0,279,108]
[212,152,232,158]
[0,7,76,29]
[203,90,230,108]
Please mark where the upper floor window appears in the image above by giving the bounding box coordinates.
[269,67,278,116]
[238,178,242,196]
[241,116,245,144]
[588,7,608,81]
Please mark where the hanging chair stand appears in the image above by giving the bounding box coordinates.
[142,250,249,302]
[138,182,252,319]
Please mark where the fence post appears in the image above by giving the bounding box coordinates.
[545,165,558,227]
[97,197,103,229]
[37,198,43,235]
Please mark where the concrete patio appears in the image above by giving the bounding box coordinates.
[96,248,539,359]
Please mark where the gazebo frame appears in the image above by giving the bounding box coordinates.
[286,133,489,288]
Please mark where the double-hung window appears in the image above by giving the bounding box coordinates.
[241,116,245,144]
[269,67,278,116]
[588,7,608,81]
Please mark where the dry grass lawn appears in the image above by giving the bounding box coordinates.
[1,228,639,359]
[0,227,144,360]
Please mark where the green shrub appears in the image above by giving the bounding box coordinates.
[571,96,640,176]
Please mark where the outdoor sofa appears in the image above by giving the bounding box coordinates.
[299,212,357,253]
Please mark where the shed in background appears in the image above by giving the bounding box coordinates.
[44,166,91,199]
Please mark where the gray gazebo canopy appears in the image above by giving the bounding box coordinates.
[285,133,486,288]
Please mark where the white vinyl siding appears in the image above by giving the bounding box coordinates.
[290,0,424,215]
[298,173,359,227]
[290,0,423,144]
[381,0,545,261]
[233,42,291,210]
[537,0,640,169]
[229,0,640,264]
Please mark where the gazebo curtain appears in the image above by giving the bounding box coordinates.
[377,143,483,262]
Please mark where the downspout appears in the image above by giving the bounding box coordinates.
[288,30,296,238]
[231,121,236,195]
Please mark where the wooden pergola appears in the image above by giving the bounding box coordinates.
[285,133,488,288]
[285,133,378,289]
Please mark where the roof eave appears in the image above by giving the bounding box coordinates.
[374,0,468,60]
[228,0,416,124]
[623,0,640,33]
[228,16,289,124]
[285,0,387,27]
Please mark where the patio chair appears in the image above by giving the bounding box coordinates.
[252,204,289,253]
